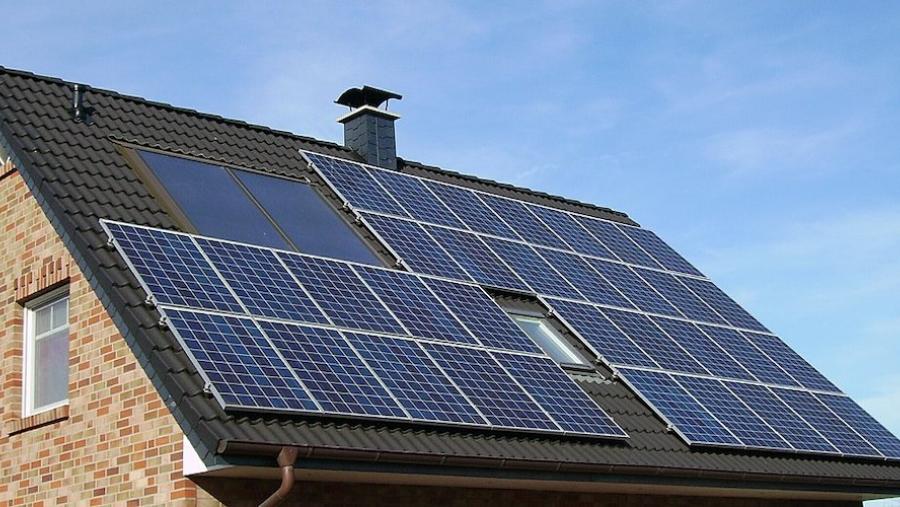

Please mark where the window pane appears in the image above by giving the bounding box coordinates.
[35,306,52,335]
[512,315,586,365]
[50,298,68,329]
[236,170,380,265]
[34,330,68,408]
[138,150,289,249]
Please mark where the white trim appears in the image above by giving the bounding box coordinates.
[22,288,70,417]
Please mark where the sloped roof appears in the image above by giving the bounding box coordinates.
[1,66,899,496]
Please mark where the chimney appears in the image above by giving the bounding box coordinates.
[336,86,402,169]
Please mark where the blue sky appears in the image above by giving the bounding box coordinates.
[3,0,899,449]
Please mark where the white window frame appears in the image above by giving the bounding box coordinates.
[510,312,590,367]
[22,288,70,417]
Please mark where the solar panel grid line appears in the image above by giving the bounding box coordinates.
[697,325,799,388]
[814,393,900,460]
[678,277,769,333]
[415,276,487,347]
[633,268,728,326]
[344,264,417,338]
[732,331,806,389]
[480,236,584,300]
[652,318,756,382]
[301,151,410,218]
[477,193,569,249]
[534,248,637,309]
[368,165,472,229]
[741,331,840,393]
[587,260,682,318]
[618,224,703,277]
[808,393,889,459]
[424,180,524,240]
[424,225,532,293]
[527,205,618,260]
[574,216,664,270]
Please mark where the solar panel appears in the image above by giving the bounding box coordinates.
[679,277,768,332]
[534,248,634,308]
[425,181,520,239]
[652,318,754,381]
[602,309,708,375]
[574,216,663,269]
[479,194,566,248]
[588,260,680,317]
[482,237,582,299]
[421,342,559,431]
[423,278,542,353]
[742,331,839,393]
[494,352,627,437]
[278,253,405,334]
[370,169,465,228]
[304,152,408,217]
[163,309,318,411]
[618,368,740,446]
[546,299,658,368]
[344,333,486,424]
[773,388,879,457]
[635,268,726,325]
[258,320,407,418]
[103,222,243,313]
[425,226,530,292]
[816,393,900,459]
[358,213,472,281]
[355,266,478,345]
[527,206,616,259]
[620,226,703,276]
[699,326,799,387]
[196,238,328,323]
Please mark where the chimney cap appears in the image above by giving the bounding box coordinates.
[335,86,402,110]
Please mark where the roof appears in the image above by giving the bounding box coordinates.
[1,66,899,496]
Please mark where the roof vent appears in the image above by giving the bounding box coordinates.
[336,86,402,169]
[71,84,94,123]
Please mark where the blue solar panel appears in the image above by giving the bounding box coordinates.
[602,309,708,375]
[370,169,465,228]
[725,382,837,453]
[359,213,472,281]
[424,278,541,353]
[278,253,405,334]
[674,375,788,450]
[425,226,530,291]
[494,352,626,437]
[425,182,520,239]
[535,249,634,308]
[258,320,407,418]
[355,267,477,345]
[574,216,663,269]
[588,260,680,317]
[816,393,900,459]
[773,388,879,457]
[482,237,582,299]
[618,368,740,446]
[196,238,328,323]
[652,318,754,381]
[679,277,768,332]
[422,343,558,431]
[699,326,799,387]
[620,226,703,276]
[547,299,658,368]
[527,206,616,259]
[343,333,486,424]
[304,152,408,217]
[164,309,317,411]
[479,194,566,248]
[743,332,839,393]
[635,269,726,325]
[105,222,243,313]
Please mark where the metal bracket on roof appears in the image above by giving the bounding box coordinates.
[158,315,169,329]
[665,424,675,433]
[395,258,405,269]
[144,294,157,307]
[608,369,620,380]
[203,382,213,395]
[341,202,352,211]
[105,236,116,249]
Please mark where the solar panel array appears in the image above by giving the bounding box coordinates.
[102,220,626,439]
[302,150,900,461]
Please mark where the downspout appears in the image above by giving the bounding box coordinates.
[259,447,300,507]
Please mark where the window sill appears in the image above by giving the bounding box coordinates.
[7,404,69,436]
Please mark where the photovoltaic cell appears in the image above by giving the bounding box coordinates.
[343,333,485,424]
[259,320,406,418]
[479,194,566,248]
[197,238,328,323]
[304,152,408,217]
[620,226,703,276]
[679,277,769,332]
[278,253,405,334]
[603,309,708,375]
[425,182,520,239]
[547,299,658,368]
[359,213,472,281]
[355,267,477,345]
[370,169,465,228]
[105,222,242,313]
[725,381,837,453]
[482,237,582,299]
[164,309,317,411]
[426,226,529,291]
[816,393,900,459]
[652,318,754,381]
[699,326,799,387]
[494,352,626,437]
[773,388,878,457]
[574,216,663,269]
[424,278,541,353]
[535,248,634,308]
[743,332,839,393]
[422,343,558,431]
[636,268,726,325]
[527,205,616,259]
[619,368,740,446]
[588,260,680,317]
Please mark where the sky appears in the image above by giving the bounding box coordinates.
[2,0,899,488]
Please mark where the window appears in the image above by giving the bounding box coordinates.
[23,291,70,415]
[134,149,381,265]
[510,313,589,366]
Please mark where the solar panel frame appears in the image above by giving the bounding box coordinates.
[527,205,617,259]
[481,237,583,300]
[574,216,664,269]
[742,331,840,393]
[588,260,681,317]
[652,318,755,381]
[478,193,568,249]
[534,248,635,309]
[302,151,409,217]
[635,268,727,325]
[424,181,522,239]
[602,308,709,375]
[425,225,531,292]
[620,225,703,276]
[679,277,769,333]
[816,393,900,460]
[369,168,467,228]
[699,325,800,387]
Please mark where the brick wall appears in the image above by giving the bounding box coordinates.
[0,169,197,506]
